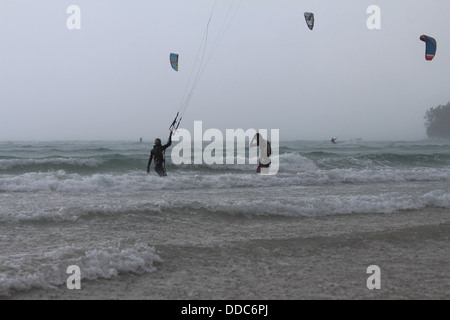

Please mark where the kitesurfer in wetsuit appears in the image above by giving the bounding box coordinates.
[250,133,271,173]
[147,130,173,177]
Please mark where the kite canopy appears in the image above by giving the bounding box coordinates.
[420,35,437,61]
[304,12,314,30]
[170,53,179,71]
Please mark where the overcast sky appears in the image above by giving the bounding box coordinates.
[1,0,450,141]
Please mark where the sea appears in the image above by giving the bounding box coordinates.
[0,139,449,300]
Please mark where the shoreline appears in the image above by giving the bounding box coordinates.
[5,208,450,300]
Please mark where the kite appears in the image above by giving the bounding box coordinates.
[304,12,314,30]
[420,35,437,61]
[170,53,179,71]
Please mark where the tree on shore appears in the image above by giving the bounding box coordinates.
[424,102,450,139]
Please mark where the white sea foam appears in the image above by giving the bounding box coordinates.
[1,164,449,194]
[0,243,161,296]
[0,158,104,170]
[192,189,450,217]
[2,185,449,224]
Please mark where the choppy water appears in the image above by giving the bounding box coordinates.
[1,139,449,299]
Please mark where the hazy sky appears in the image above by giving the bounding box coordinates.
[1,0,450,141]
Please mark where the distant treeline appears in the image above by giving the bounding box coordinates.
[424,102,450,139]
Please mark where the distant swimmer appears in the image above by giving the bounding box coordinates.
[331,137,337,144]
[140,138,143,142]
[250,133,272,173]
[147,129,173,177]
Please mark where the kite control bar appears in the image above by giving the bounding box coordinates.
[169,112,182,134]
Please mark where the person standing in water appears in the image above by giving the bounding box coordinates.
[250,133,272,173]
[147,129,173,177]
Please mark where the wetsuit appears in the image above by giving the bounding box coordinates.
[147,134,172,177]
[256,140,271,173]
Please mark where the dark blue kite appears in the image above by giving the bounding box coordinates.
[420,35,437,61]
[170,53,179,71]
